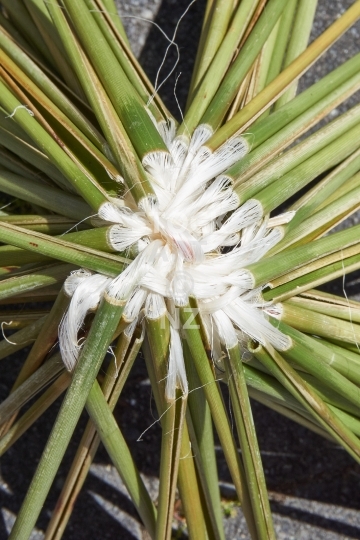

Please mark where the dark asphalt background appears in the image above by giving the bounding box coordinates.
[1,1,360,538]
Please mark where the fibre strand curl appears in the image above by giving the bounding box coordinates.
[59,121,291,401]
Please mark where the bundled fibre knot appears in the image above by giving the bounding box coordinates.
[60,120,291,401]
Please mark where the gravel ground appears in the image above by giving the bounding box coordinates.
[1,1,360,539]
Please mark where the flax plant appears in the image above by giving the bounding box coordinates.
[0,1,360,539]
